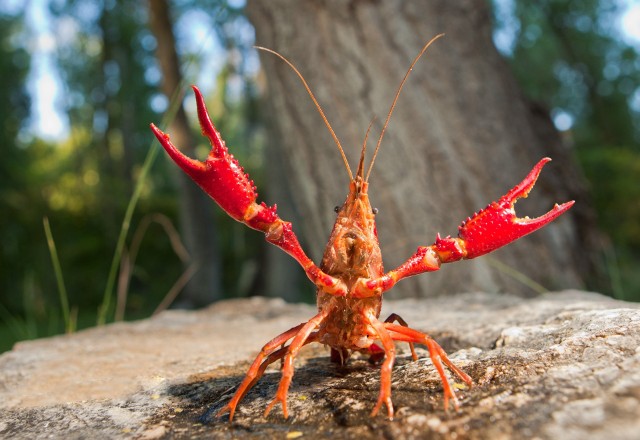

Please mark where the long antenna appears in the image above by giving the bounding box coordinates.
[255,46,353,181]
[365,34,444,182]
[356,117,376,180]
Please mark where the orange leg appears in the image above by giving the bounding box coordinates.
[229,332,321,413]
[384,313,418,361]
[217,322,307,421]
[264,309,329,418]
[385,323,472,411]
[369,314,397,419]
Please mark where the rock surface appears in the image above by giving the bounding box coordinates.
[0,290,639,439]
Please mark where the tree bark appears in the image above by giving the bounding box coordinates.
[246,0,594,298]
[148,0,221,306]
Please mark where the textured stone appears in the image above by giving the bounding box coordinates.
[0,291,638,439]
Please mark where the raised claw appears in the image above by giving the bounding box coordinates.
[150,85,264,225]
[458,158,574,259]
[150,86,348,296]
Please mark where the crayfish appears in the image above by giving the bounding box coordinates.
[150,35,574,421]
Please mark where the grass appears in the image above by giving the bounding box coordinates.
[0,23,220,352]
[486,256,548,294]
[96,136,161,325]
[96,13,220,324]
[43,217,75,333]
[96,83,189,325]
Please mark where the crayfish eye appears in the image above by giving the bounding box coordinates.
[372,207,379,215]
[334,206,340,213]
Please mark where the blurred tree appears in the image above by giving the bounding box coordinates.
[148,0,270,300]
[246,0,596,298]
[497,0,640,298]
[52,0,159,232]
[148,0,221,307]
[0,7,33,323]
[46,0,177,316]
[0,14,30,145]
[0,1,262,351]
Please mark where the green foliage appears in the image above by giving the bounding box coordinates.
[582,147,640,247]
[494,0,640,300]
[0,8,36,322]
[2,0,638,353]
[43,216,75,333]
[0,0,263,352]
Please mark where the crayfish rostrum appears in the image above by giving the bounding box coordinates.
[150,35,574,421]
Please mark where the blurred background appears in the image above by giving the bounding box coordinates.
[1,0,638,353]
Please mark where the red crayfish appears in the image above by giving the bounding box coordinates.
[150,35,574,421]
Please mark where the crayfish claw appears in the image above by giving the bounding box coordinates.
[150,88,258,223]
[458,158,574,259]
[501,157,550,203]
[149,123,207,177]
[192,85,228,158]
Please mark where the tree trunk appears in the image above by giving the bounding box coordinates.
[246,0,594,298]
[148,0,221,306]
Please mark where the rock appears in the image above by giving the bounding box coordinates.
[0,291,638,439]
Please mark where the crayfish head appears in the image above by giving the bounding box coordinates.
[337,177,374,221]
[320,176,383,283]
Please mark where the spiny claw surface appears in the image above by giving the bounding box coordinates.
[150,85,260,223]
[458,158,574,259]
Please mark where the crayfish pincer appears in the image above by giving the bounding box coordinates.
[150,34,574,421]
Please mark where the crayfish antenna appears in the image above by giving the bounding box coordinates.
[365,34,445,182]
[356,117,377,181]
[255,46,353,181]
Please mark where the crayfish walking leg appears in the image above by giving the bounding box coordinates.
[368,313,398,419]
[263,309,329,418]
[216,322,307,421]
[217,310,329,421]
[385,323,473,411]
[384,313,418,361]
